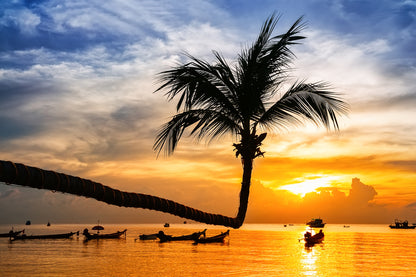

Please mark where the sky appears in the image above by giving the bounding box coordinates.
[0,0,415,225]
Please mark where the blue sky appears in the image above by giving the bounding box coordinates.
[1,0,415,224]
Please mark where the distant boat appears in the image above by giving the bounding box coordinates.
[137,233,159,241]
[25,220,31,226]
[164,223,170,227]
[304,230,324,246]
[12,232,76,241]
[157,229,206,243]
[194,230,229,244]
[83,228,127,240]
[0,229,24,238]
[47,221,51,227]
[306,218,325,228]
[389,220,416,229]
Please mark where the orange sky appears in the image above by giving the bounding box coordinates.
[1,1,416,225]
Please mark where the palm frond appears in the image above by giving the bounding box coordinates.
[235,14,307,123]
[155,54,241,120]
[153,109,241,156]
[257,81,349,131]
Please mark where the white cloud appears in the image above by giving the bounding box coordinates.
[0,7,40,35]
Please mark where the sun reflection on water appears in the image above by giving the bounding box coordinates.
[302,247,318,276]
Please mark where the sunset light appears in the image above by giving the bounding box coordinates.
[279,176,339,197]
[1,1,415,276]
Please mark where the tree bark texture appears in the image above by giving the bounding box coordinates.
[0,160,245,228]
[235,158,253,226]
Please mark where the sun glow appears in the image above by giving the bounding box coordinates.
[279,176,339,197]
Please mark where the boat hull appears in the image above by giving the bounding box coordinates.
[83,229,127,240]
[194,230,229,244]
[0,230,24,238]
[12,232,76,240]
[304,231,324,246]
[157,230,206,243]
[389,225,416,229]
[138,233,158,240]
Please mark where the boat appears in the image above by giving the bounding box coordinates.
[25,220,31,226]
[304,230,324,246]
[0,229,24,238]
[164,223,170,227]
[193,230,229,244]
[137,233,159,241]
[306,218,325,228]
[12,232,76,241]
[157,229,206,243]
[47,221,51,227]
[83,228,127,240]
[389,220,416,229]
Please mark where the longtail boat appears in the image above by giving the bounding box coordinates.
[157,229,206,243]
[83,228,127,240]
[304,230,324,246]
[137,233,159,241]
[12,232,76,241]
[0,229,24,238]
[194,230,229,244]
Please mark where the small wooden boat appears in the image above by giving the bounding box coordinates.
[12,232,76,241]
[137,233,159,241]
[0,229,24,238]
[157,229,206,243]
[194,230,229,244]
[389,220,416,229]
[83,228,127,240]
[304,230,324,246]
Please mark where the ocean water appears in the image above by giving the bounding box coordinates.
[0,223,415,276]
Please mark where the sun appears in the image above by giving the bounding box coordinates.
[279,175,339,197]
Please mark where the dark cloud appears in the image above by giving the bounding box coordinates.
[0,116,43,140]
[388,160,416,172]
[406,202,416,209]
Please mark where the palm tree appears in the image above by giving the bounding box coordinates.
[0,14,347,229]
[153,14,348,228]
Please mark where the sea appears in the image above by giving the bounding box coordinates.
[0,223,415,276]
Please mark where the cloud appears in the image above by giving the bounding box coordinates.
[406,202,416,209]
[246,178,401,224]
[0,186,20,200]
[1,0,415,225]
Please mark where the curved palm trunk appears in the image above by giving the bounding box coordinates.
[0,160,248,229]
[235,158,253,227]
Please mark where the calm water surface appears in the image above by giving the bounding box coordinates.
[0,223,415,276]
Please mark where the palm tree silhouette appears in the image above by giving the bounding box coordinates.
[0,14,347,228]
[153,14,348,227]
